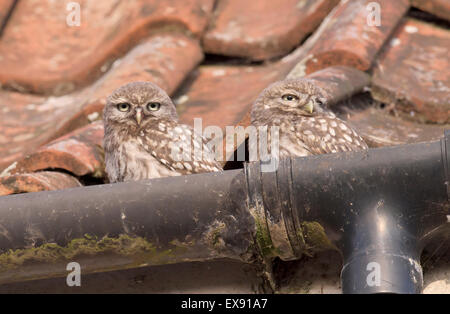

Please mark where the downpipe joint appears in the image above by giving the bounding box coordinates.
[246,131,450,293]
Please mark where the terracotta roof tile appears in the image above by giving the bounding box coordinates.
[0,171,82,196]
[1,121,104,178]
[302,0,409,74]
[372,18,450,124]
[203,0,339,60]
[0,0,212,95]
[342,103,448,147]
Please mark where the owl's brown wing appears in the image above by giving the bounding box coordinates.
[294,115,368,155]
[137,120,222,175]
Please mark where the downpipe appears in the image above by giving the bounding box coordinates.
[0,131,448,293]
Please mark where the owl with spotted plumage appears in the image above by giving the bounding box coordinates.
[250,79,368,159]
[103,82,222,183]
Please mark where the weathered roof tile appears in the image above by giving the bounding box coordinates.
[0,0,212,94]
[203,0,339,60]
[342,103,449,147]
[302,0,409,74]
[2,121,104,178]
[0,171,82,196]
[372,18,450,124]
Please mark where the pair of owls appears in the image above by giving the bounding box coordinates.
[103,81,368,183]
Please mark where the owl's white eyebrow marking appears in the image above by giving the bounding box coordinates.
[111,97,130,104]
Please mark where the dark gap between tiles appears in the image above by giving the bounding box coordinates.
[408,7,450,29]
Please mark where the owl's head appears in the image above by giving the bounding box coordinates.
[252,79,326,119]
[103,82,178,128]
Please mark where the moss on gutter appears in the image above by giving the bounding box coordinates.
[300,221,336,253]
[0,234,183,272]
[254,217,278,258]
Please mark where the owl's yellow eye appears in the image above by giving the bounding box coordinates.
[282,94,299,101]
[147,102,161,111]
[117,103,130,112]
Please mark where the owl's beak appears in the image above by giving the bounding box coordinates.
[135,109,143,125]
[303,102,314,114]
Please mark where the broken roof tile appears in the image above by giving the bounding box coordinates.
[411,0,450,22]
[0,171,82,196]
[0,34,202,171]
[2,121,104,178]
[302,0,409,74]
[372,18,450,124]
[0,0,212,95]
[203,0,339,60]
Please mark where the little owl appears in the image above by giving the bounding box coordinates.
[103,82,222,183]
[250,79,368,159]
